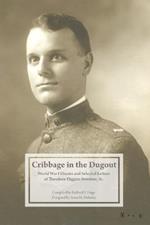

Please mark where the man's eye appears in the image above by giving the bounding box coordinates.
[29,56,40,64]
[50,54,65,62]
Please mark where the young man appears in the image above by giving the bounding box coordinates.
[18,13,150,225]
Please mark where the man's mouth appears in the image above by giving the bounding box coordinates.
[36,82,58,87]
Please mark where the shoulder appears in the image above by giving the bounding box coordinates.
[87,113,150,188]
[86,113,132,149]
[27,136,42,153]
[86,113,148,158]
[87,112,130,139]
[17,136,42,185]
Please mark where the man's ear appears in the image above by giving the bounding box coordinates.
[83,52,93,76]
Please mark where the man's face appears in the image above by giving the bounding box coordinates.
[26,27,91,113]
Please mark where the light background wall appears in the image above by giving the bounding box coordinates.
[0,0,150,168]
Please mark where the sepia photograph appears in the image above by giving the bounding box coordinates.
[0,0,150,224]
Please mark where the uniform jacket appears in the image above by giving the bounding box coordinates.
[18,100,150,225]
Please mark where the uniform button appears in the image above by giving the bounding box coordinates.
[43,133,52,144]
[54,118,61,126]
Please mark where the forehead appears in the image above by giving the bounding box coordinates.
[26,27,82,54]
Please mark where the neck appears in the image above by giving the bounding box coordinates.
[45,99,94,128]
[47,96,86,116]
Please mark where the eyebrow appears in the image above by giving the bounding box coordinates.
[27,49,68,57]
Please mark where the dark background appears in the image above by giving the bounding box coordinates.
[0,0,150,169]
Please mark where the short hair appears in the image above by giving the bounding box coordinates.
[31,13,92,55]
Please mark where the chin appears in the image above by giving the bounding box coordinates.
[37,97,55,106]
[34,91,54,104]
[35,94,60,108]
[34,92,73,110]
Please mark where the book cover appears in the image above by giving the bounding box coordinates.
[1,1,150,225]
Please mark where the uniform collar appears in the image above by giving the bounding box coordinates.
[45,100,94,128]
[47,96,86,116]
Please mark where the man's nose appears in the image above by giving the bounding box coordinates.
[37,58,52,77]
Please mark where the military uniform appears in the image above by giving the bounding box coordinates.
[18,100,150,225]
